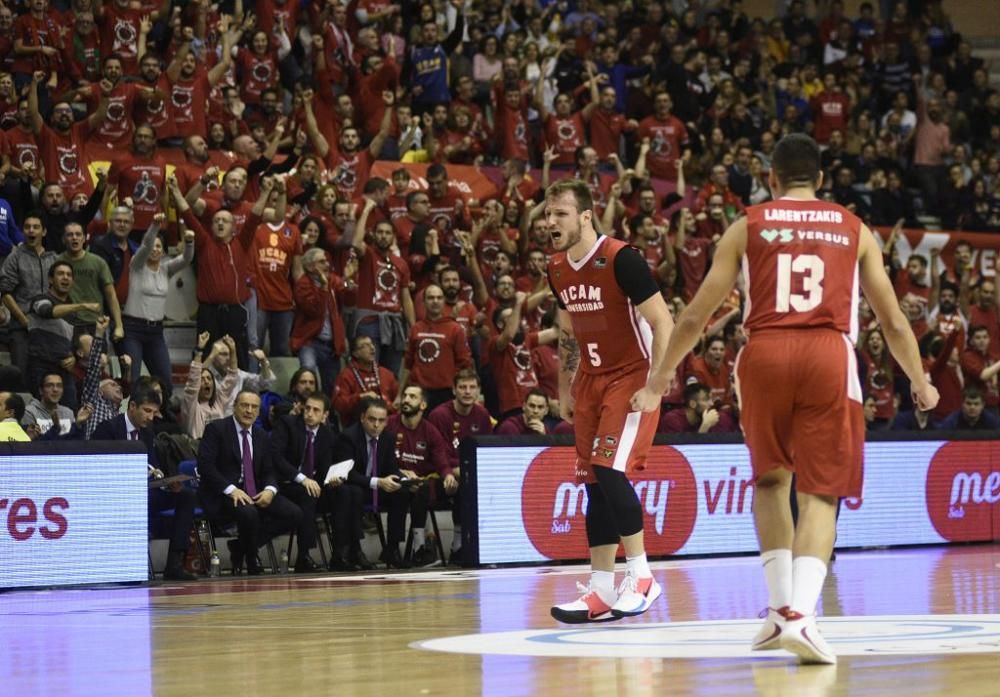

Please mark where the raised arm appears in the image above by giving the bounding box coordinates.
[131,212,164,268]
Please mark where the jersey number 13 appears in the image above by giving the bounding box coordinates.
[775,253,825,313]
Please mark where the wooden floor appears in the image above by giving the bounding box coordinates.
[2,545,999,697]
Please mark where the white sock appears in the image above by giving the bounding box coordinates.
[413,528,426,549]
[591,570,616,603]
[790,556,828,616]
[625,553,652,578]
[451,525,462,552]
[760,549,793,610]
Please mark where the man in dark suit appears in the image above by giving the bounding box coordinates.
[270,392,339,573]
[332,396,413,569]
[91,386,198,581]
[197,389,303,575]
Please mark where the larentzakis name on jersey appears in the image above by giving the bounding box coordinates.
[763,208,845,223]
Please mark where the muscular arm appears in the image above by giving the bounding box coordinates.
[858,224,932,392]
[556,308,579,422]
[660,218,746,379]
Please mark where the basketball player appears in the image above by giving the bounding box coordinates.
[545,179,675,623]
[639,134,939,663]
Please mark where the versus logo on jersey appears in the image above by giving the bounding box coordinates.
[760,228,794,243]
[925,441,1000,542]
[520,447,698,558]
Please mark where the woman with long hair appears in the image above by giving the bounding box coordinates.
[120,213,194,401]
[182,332,240,438]
[859,329,896,429]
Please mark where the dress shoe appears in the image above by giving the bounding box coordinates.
[246,554,265,575]
[350,547,374,571]
[327,553,357,572]
[227,539,244,575]
[163,565,199,581]
[380,547,411,569]
[411,544,437,568]
[294,556,322,573]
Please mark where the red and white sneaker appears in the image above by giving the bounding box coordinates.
[610,571,661,618]
[550,582,619,624]
[779,609,837,665]
[751,606,787,651]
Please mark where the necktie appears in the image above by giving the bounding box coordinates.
[242,429,258,496]
[368,437,378,509]
[367,437,377,477]
[303,431,315,478]
[130,430,139,441]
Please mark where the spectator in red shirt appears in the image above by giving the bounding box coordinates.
[399,283,472,413]
[427,368,493,470]
[106,123,166,234]
[536,63,598,168]
[672,207,713,302]
[387,384,455,566]
[587,81,637,164]
[167,172,266,369]
[165,23,234,140]
[492,79,530,162]
[351,198,416,374]
[251,182,301,357]
[693,164,746,216]
[236,31,284,108]
[637,91,689,181]
[332,335,400,426]
[12,0,63,87]
[303,90,393,201]
[960,325,1000,409]
[811,72,851,144]
[965,276,1000,350]
[291,247,353,395]
[658,382,736,433]
[689,336,732,409]
[495,388,550,435]
[488,291,557,418]
[28,72,106,197]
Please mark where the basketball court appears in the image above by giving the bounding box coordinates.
[2,544,998,696]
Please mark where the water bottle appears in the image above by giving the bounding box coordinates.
[279,550,289,574]
[209,551,221,578]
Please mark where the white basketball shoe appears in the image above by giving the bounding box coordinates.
[779,609,838,665]
[550,582,619,624]
[610,570,661,618]
[751,606,787,651]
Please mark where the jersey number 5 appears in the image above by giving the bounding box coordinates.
[587,342,602,367]
[776,253,825,313]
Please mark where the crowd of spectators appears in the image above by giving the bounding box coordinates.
[0,0,998,575]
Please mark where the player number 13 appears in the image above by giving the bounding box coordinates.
[775,253,825,312]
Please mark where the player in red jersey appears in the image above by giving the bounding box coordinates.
[649,134,939,664]
[545,179,675,624]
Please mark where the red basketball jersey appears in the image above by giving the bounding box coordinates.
[743,198,862,343]
[549,236,653,375]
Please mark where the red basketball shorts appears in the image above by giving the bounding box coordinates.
[572,367,660,485]
[734,328,864,498]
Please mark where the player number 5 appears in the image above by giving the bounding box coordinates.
[776,253,825,313]
[587,342,602,367]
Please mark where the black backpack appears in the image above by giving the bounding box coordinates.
[154,432,199,477]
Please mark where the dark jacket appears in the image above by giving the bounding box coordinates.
[197,416,278,495]
[270,413,338,484]
[331,422,400,489]
[91,413,159,468]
